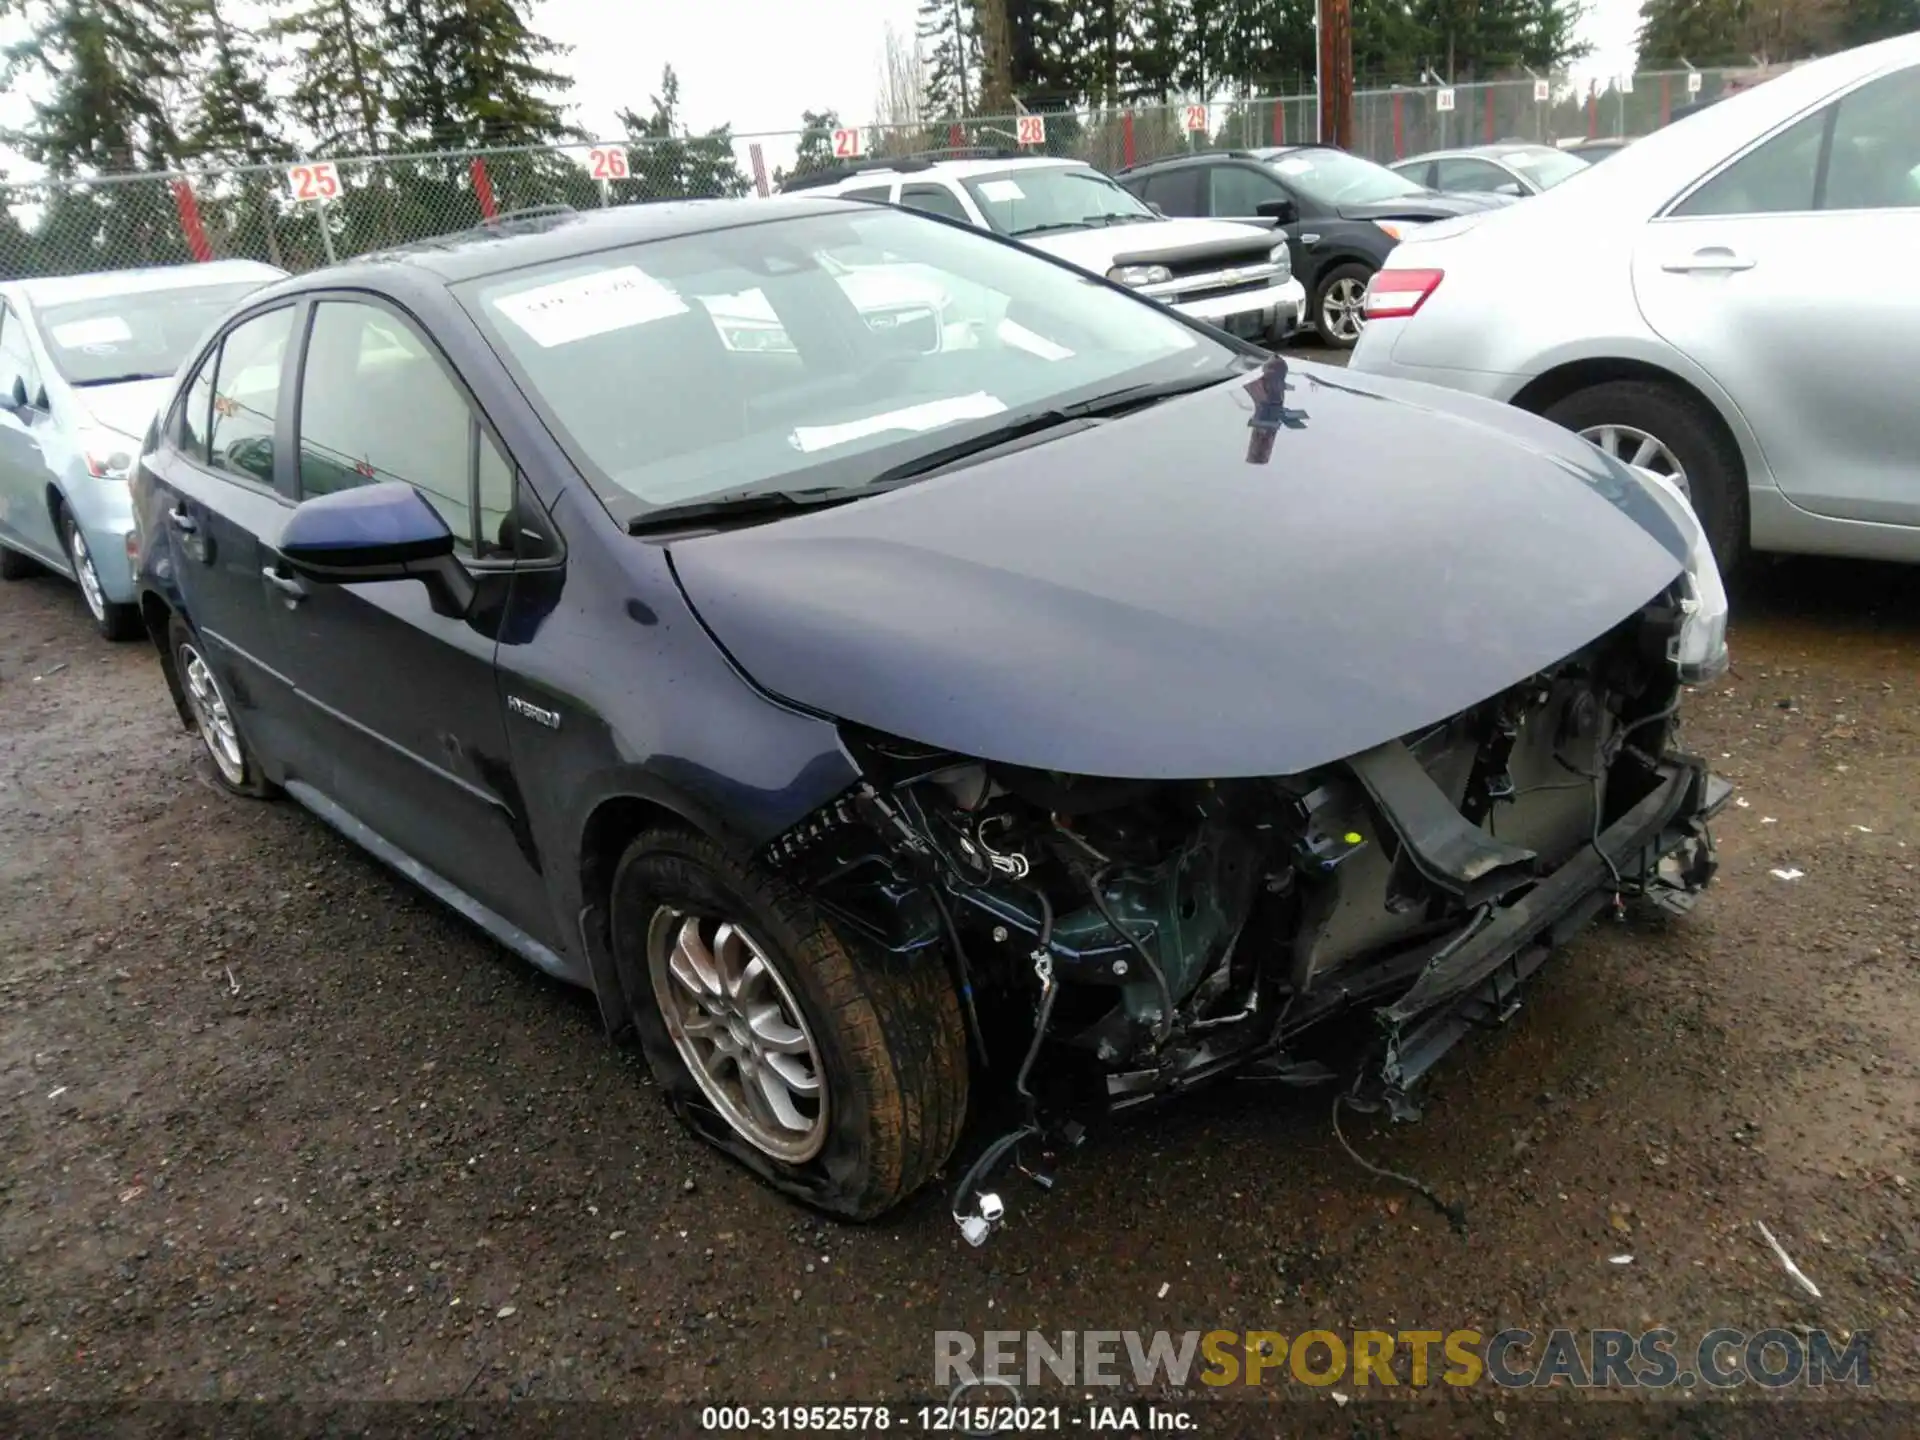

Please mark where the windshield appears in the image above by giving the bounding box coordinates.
[37,282,270,386]
[1502,147,1589,189]
[960,166,1157,237]
[1262,148,1429,206]
[459,206,1237,517]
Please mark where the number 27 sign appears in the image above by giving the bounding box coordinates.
[285,161,341,203]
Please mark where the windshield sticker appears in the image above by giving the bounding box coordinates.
[788,392,1007,453]
[995,319,1074,361]
[977,179,1026,202]
[493,266,689,348]
[1509,152,1547,167]
[52,316,133,348]
[1273,159,1313,176]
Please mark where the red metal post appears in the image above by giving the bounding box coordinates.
[170,179,213,262]
[1661,74,1672,125]
[1484,87,1495,142]
[470,157,499,220]
[1587,89,1598,138]
[1122,110,1136,168]
[1272,99,1285,145]
[949,122,966,150]
[1392,92,1404,157]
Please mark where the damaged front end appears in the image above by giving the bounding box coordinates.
[760,585,1730,1239]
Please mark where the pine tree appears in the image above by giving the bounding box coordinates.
[1840,0,1920,45]
[919,0,976,117]
[2,0,194,174]
[271,0,392,155]
[190,0,285,164]
[617,66,751,201]
[384,0,577,150]
[793,109,842,177]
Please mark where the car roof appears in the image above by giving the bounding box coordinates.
[1117,143,1346,175]
[1392,143,1564,165]
[789,154,1082,191]
[3,259,287,309]
[250,195,890,293]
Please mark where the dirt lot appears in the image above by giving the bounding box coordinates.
[2,450,1916,1432]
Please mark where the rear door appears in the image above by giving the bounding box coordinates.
[1433,156,1522,198]
[271,295,555,944]
[143,303,307,767]
[0,302,60,563]
[1632,61,1920,527]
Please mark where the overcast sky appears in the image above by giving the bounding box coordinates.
[0,0,1643,180]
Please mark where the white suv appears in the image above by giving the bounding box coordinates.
[783,155,1305,345]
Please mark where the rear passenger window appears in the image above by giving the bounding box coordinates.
[899,184,969,222]
[296,301,509,558]
[207,308,293,487]
[1675,108,1826,216]
[1141,169,1200,216]
[840,185,892,203]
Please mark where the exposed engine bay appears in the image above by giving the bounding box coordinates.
[759,596,1729,1240]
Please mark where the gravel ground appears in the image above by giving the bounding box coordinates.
[1,423,1915,1435]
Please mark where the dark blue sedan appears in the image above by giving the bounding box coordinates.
[131,198,1730,1230]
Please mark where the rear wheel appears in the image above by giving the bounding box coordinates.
[611,825,968,1219]
[169,613,274,798]
[59,503,141,641]
[1312,261,1374,349]
[1543,380,1747,575]
[0,543,38,580]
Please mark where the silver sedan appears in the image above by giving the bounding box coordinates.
[0,260,284,638]
[1389,143,1591,199]
[1351,33,1920,572]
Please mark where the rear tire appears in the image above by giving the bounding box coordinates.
[0,544,38,580]
[58,503,141,641]
[611,825,968,1219]
[169,613,275,798]
[1312,261,1374,350]
[1543,380,1747,575]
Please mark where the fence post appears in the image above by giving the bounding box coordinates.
[1122,110,1135,168]
[470,157,499,220]
[1272,99,1285,145]
[1391,92,1404,158]
[1587,90,1598,139]
[949,122,966,150]
[1660,73,1672,126]
[170,178,214,262]
[1483,88,1494,143]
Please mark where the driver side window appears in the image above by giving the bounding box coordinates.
[1209,165,1289,216]
[203,307,294,488]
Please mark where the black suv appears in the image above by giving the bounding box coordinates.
[1116,145,1510,348]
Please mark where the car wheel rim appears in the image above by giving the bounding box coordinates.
[1322,278,1366,342]
[648,910,828,1164]
[69,525,106,622]
[1577,424,1691,502]
[180,643,246,785]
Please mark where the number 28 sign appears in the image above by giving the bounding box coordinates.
[285,161,341,203]
[1016,114,1046,146]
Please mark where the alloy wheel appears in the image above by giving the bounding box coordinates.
[69,524,106,623]
[1578,423,1691,502]
[647,911,829,1163]
[179,642,246,785]
[1321,278,1367,343]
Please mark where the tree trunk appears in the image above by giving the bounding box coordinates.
[972,0,1014,113]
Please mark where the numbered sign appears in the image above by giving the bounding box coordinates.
[1619,74,1635,94]
[1687,70,1704,95]
[285,161,341,203]
[587,146,630,181]
[831,128,863,160]
[1435,88,1456,113]
[1016,114,1046,146]
[1182,104,1210,133]
[1533,78,1550,103]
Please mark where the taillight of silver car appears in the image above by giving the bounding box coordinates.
[1362,268,1444,320]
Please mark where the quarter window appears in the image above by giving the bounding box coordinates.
[207,307,294,487]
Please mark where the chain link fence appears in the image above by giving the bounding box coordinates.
[0,69,1755,282]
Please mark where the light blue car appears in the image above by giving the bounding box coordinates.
[0,260,285,638]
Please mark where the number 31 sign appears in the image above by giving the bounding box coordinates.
[286,161,341,203]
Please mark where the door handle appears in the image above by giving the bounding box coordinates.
[167,506,198,534]
[262,565,306,602]
[1662,247,1755,274]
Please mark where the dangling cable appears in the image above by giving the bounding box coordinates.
[1331,1091,1467,1234]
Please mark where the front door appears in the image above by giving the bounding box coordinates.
[1632,61,1920,528]
[143,303,307,770]
[273,296,554,945]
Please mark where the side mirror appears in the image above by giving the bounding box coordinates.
[5,375,27,413]
[278,481,475,617]
[1255,198,1298,224]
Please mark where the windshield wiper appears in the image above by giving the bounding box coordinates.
[1006,221,1092,238]
[72,371,169,387]
[626,486,868,535]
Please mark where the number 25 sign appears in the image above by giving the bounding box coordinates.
[588,146,630,181]
[285,161,341,203]
[1016,114,1046,146]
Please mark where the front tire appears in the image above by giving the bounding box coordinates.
[611,826,968,1219]
[169,614,274,798]
[59,504,141,641]
[1543,380,1747,575]
[1312,261,1373,350]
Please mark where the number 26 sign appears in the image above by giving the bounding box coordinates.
[285,161,341,203]
[588,146,630,180]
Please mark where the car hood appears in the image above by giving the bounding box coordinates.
[667,361,1688,780]
[1025,217,1273,272]
[74,377,172,443]
[1337,191,1513,221]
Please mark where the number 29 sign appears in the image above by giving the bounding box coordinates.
[285,161,342,203]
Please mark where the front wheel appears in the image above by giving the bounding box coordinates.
[611,826,968,1219]
[169,614,275,798]
[1312,261,1374,349]
[59,505,141,641]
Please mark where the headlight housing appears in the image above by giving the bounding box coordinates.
[1267,243,1291,281]
[1630,465,1729,685]
[81,429,137,481]
[1107,263,1172,287]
